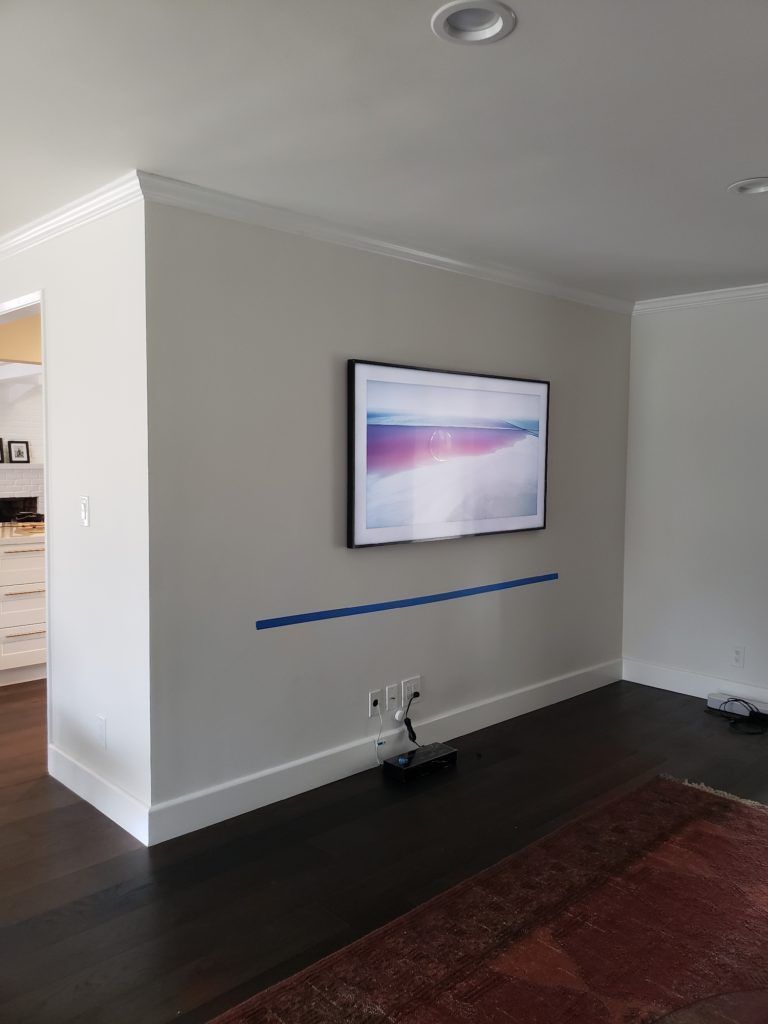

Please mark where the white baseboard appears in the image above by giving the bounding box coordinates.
[148,658,621,845]
[0,664,46,687]
[622,657,768,705]
[50,658,768,847]
[48,745,149,845]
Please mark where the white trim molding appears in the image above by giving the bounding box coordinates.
[137,172,632,314]
[633,281,768,316]
[623,657,768,706]
[47,659,620,845]
[8,169,768,318]
[148,658,621,845]
[48,745,150,845]
[0,174,144,262]
[0,170,632,314]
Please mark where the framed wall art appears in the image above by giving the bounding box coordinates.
[348,360,549,548]
[8,441,30,464]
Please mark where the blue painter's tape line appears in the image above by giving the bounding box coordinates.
[256,572,558,631]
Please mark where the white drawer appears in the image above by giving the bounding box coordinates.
[0,582,46,629]
[0,544,45,586]
[0,621,46,668]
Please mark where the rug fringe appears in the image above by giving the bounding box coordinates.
[662,774,768,811]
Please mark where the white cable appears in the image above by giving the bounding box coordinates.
[374,704,385,765]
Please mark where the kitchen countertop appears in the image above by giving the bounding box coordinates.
[0,525,45,543]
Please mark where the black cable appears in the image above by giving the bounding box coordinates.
[403,692,421,746]
[714,697,768,735]
[719,698,760,716]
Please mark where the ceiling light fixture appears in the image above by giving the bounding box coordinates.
[431,1,517,44]
[727,178,768,196]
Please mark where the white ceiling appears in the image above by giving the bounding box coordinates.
[3,0,768,302]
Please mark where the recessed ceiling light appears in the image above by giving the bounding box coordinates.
[431,1,517,44]
[728,178,768,196]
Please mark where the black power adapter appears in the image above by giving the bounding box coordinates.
[382,688,458,781]
[382,742,458,782]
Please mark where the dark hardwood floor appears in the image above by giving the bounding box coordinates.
[1,678,767,1023]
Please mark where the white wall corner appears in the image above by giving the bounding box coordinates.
[48,745,150,845]
[147,658,621,846]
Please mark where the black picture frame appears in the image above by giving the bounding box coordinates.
[0,439,4,463]
[347,359,550,549]
[8,441,30,464]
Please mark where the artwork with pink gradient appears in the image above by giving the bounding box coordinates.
[364,377,544,532]
[349,361,548,546]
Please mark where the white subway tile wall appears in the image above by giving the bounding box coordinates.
[0,374,44,503]
[0,466,44,501]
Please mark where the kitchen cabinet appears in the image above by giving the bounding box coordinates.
[0,532,45,672]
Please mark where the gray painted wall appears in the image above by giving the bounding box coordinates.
[146,203,630,814]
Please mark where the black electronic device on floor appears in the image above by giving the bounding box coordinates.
[382,741,458,782]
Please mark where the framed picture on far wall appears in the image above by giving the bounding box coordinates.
[348,360,549,548]
[8,441,30,464]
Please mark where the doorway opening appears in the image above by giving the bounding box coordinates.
[0,294,47,787]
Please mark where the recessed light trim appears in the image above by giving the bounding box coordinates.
[431,1,517,44]
[728,178,768,196]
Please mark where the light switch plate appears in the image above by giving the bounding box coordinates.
[80,495,90,527]
[385,683,400,711]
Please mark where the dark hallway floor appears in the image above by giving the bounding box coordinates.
[1,678,766,1024]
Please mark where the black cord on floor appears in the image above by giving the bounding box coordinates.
[706,697,768,735]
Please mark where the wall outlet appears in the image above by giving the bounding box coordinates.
[368,689,383,718]
[96,714,107,749]
[731,646,746,669]
[385,683,400,712]
[80,495,90,527]
[402,675,423,706]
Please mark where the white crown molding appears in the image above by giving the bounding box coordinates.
[633,281,768,316]
[137,172,633,314]
[0,169,632,314]
[0,172,143,262]
[12,169,768,319]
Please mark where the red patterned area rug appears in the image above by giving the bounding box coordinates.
[211,777,768,1024]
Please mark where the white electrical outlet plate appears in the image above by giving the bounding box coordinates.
[96,714,107,749]
[732,646,746,669]
[368,689,383,718]
[402,675,423,705]
[80,495,90,527]
[385,683,400,711]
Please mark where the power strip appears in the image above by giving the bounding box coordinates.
[382,742,458,782]
[707,692,768,717]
